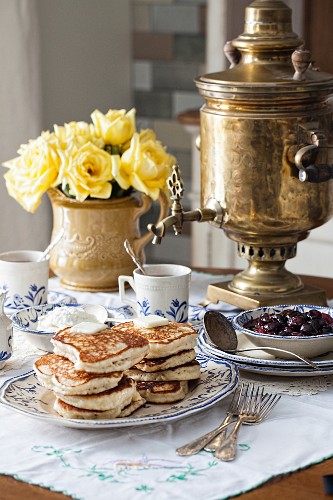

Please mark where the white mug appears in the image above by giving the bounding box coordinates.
[0,250,49,312]
[118,264,191,323]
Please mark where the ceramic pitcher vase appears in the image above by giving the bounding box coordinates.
[47,188,169,292]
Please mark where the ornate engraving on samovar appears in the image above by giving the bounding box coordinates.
[148,0,333,308]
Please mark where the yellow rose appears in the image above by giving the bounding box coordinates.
[2,107,176,212]
[91,108,136,146]
[114,129,176,200]
[3,132,61,212]
[60,142,113,202]
[54,121,103,153]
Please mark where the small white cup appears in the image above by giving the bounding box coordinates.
[0,251,49,312]
[118,264,191,323]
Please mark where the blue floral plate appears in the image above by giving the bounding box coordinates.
[5,290,77,314]
[0,355,238,429]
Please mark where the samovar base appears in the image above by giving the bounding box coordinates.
[203,281,327,309]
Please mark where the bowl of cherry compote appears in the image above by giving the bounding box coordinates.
[232,305,333,359]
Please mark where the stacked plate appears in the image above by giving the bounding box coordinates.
[197,327,333,377]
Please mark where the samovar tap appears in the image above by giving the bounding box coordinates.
[148,164,223,244]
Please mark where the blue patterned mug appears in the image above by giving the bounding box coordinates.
[118,264,191,323]
[0,250,49,312]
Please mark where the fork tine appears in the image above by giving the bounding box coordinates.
[230,382,250,413]
[245,384,256,414]
[257,392,272,413]
[258,394,281,420]
[252,385,264,414]
[241,384,262,417]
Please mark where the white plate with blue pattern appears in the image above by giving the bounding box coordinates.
[198,329,333,376]
[0,355,238,429]
[5,290,77,315]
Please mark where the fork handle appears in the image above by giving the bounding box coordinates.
[204,414,233,452]
[214,417,244,461]
[176,420,233,456]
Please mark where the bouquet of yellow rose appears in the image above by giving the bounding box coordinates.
[2,108,176,213]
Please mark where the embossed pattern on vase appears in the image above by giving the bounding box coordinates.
[48,189,153,292]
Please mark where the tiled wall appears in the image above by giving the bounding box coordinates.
[132,0,207,265]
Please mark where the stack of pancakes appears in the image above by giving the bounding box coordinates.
[112,321,201,404]
[33,325,150,419]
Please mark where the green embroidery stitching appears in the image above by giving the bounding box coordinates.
[136,485,154,492]
[239,444,251,451]
[165,461,218,482]
[32,446,120,483]
[31,445,220,493]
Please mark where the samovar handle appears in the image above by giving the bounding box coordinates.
[295,143,333,183]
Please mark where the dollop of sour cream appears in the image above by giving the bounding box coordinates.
[37,306,99,332]
[133,315,169,328]
[69,321,106,334]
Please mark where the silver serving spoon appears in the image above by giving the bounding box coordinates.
[203,310,318,370]
[38,228,65,261]
[124,239,146,275]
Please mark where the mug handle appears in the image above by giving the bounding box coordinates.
[132,190,169,257]
[118,275,137,311]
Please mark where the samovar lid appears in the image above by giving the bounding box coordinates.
[196,0,333,98]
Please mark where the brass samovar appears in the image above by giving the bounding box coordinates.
[149,0,333,309]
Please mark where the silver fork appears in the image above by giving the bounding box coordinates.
[205,391,281,452]
[203,383,251,452]
[176,383,251,456]
[214,389,281,461]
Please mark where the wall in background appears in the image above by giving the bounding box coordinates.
[39,0,132,129]
[0,0,132,253]
[0,0,48,253]
[132,0,207,266]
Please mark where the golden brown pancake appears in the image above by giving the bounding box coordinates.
[34,353,123,395]
[54,390,145,420]
[134,348,197,372]
[51,326,150,372]
[54,375,136,411]
[111,321,197,359]
[135,380,189,403]
[126,360,201,382]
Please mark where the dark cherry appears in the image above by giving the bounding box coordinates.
[300,323,315,336]
[272,313,287,325]
[287,316,305,329]
[322,313,333,325]
[281,326,293,336]
[246,308,333,337]
[307,309,322,319]
[263,321,280,334]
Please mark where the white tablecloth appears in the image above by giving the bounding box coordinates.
[1,272,333,500]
